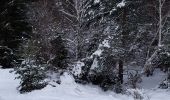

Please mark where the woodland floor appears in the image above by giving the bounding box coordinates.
[0,68,170,100]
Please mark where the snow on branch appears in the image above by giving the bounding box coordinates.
[59,10,77,19]
[117,0,126,8]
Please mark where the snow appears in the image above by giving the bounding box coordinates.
[91,49,103,57]
[110,8,116,15]
[91,39,110,58]
[146,89,170,100]
[72,61,85,76]
[166,52,170,56]
[0,69,20,100]
[117,0,125,8]
[90,57,99,70]
[139,69,167,89]
[0,69,133,100]
[94,0,100,4]
[125,66,167,89]
[101,39,110,48]
[1,68,170,100]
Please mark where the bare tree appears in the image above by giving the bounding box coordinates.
[55,0,93,60]
[26,0,60,63]
[143,0,170,76]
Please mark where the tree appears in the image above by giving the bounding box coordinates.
[143,0,170,75]
[69,0,128,92]
[0,46,15,68]
[0,0,31,68]
[26,0,58,64]
[55,0,127,60]
[14,39,47,93]
[50,36,68,70]
[55,0,91,60]
[26,0,70,71]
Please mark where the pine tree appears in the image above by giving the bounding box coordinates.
[14,39,47,93]
[0,0,31,68]
[50,35,68,70]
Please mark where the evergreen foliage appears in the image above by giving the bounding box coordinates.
[0,0,31,68]
[50,35,68,70]
[14,39,47,93]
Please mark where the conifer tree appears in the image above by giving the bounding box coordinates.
[0,0,31,68]
[14,39,47,93]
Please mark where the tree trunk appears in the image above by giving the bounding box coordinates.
[158,0,162,47]
[118,59,123,84]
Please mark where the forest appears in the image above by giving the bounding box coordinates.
[0,0,170,100]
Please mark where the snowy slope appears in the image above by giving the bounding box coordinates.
[139,69,167,89]
[0,69,170,100]
[0,69,20,100]
[124,66,167,89]
[0,69,132,100]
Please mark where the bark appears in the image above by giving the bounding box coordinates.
[118,59,123,84]
[158,0,162,47]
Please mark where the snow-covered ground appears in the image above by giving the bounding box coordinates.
[139,69,167,89]
[124,66,167,89]
[0,68,170,100]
